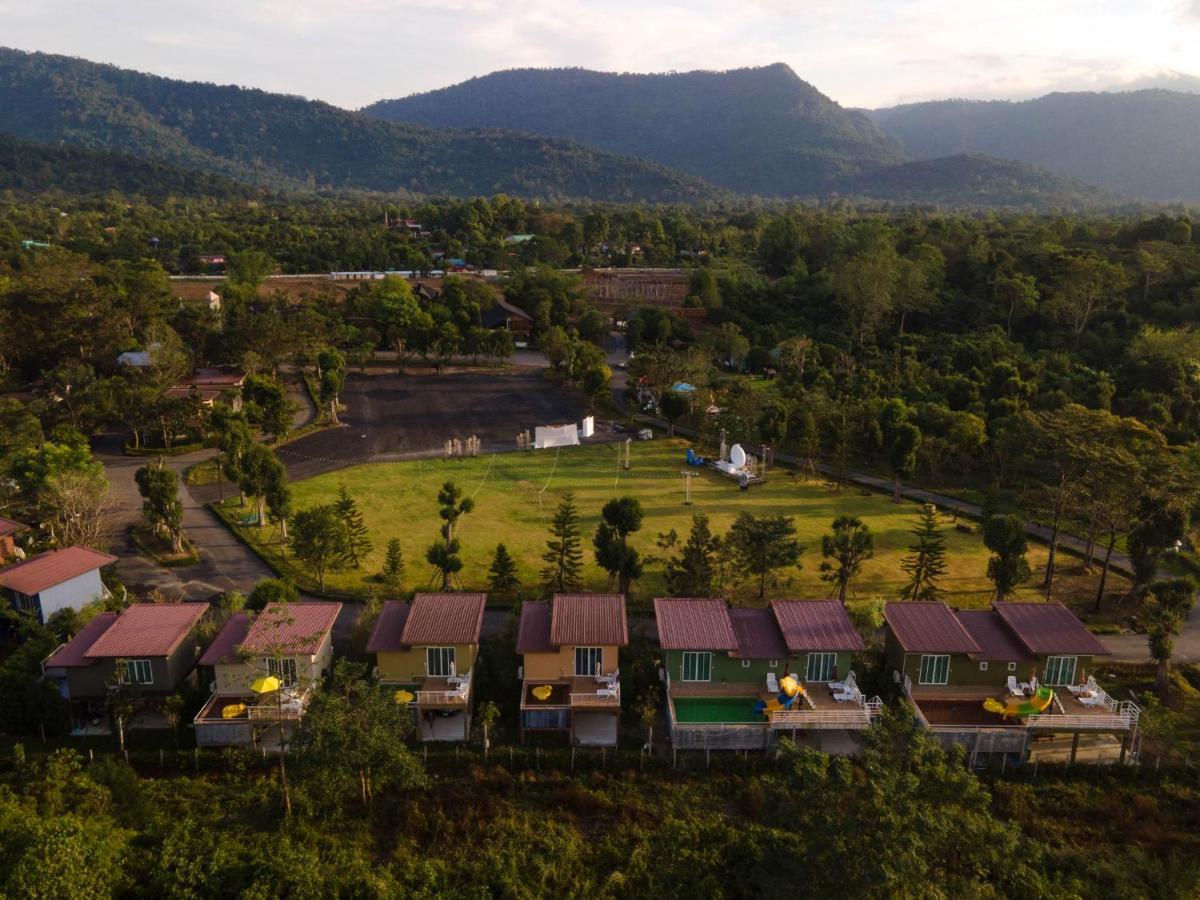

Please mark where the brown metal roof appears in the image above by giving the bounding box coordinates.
[400,593,486,646]
[728,608,788,660]
[771,600,865,652]
[85,603,208,659]
[883,602,981,654]
[994,602,1111,657]
[954,610,1034,661]
[550,593,628,647]
[517,601,555,655]
[45,613,118,668]
[653,598,737,650]
[366,601,411,654]
[0,546,117,595]
[198,612,251,666]
[0,515,26,538]
[238,602,341,656]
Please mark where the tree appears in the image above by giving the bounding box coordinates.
[1045,253,1131,346]
[541,492,583,591]
[488,543,520,593]
[334,485,372,568]
[664,514,722,597]
[134,459,184,553]
[727,513,802,600]
[887,422,922,503]
[659,390,689,437]
[593,496,644,596]
[290,505,348,590]
[436,481,474,542]
[477,699,500,757]
[1145,579,1196,701]
[900,505,947,601]
[819,516,874,604]
[425,537,463,591]
[381,538,405,589]
[1128,501,1188,597]
[983,514,1031,599]
[247,577,298,612]
[317,347,346,424]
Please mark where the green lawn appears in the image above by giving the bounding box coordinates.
[219,439,1124,608]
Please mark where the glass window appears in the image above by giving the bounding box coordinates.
[426,647,456,678]
[14,592,39,615]
[741,659,750,668]
[806,652,837,682]
[918,655,950,685]
[268,657,298,686]
[118,659,154,685]
[574,647,603,677]
[681,651,712,682]
[979,661,989,671]
[1007,662,1017,672]
[1043,656,1078,686]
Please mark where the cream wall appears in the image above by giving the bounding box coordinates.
[523,644,619,680]
[376,644,478,682]
[214,632,334,693]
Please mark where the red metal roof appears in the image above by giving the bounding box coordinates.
[85,603,208,659]
[728,607,788,660]
[653,598,737,650]
[884,602,982,654]
[994,602,1111,657]
[366,601,411,654]
[198,612,251,666]
[954,609,1034,661]
[771,600,865,652]
[517,601,555,655]
[238,602,341,656]
[0,515,26,538]
[550,593,628,647]
[400,593,486,646]
[0,546,117,595]
[45,613,118,668]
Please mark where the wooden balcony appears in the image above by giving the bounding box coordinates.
[415,674,471,708]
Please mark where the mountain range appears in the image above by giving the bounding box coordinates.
[0,48,1189,208]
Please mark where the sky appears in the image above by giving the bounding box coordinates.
[3,0,1199,109]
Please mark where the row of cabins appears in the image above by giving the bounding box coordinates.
[32,588,1139,762]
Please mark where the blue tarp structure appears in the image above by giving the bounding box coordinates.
[671,382,697,393]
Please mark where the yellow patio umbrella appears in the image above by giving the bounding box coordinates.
[250,675,281,695]
[394,689,415,704]
[531,685,553,702]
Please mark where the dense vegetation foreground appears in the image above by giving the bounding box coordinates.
[1,710,1197,899]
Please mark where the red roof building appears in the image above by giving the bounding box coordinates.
[883,602,982,654]
[727,607,789,661]
[516,601,555,655]
[400,593,486,646]
[238,602,341,657]
[549,593,628,647]
[44,613,119,668]
[0,546,117,596]
[653,598,737,651]
[771,599,865,653]
[85,603,209,658]
[994,602,1111,657]
[198,612,252,666]
[366,601,412,655]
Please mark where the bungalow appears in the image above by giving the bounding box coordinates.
[1,546,117,625]
[518,593,627,747]
[164,368,245,409]
[0,515,26,562]
[480,298,533,344]
[193,602,340,747]
[884,601,1139,764]
[369,593,486,742]
[42,602,209,729]
[656,598,877,753]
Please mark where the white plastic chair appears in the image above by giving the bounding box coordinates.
[766,672,780,693]
[1007,676,1025,696]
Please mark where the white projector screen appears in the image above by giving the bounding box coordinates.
[534,424,580,449]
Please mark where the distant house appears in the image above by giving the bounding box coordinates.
[164,368,245,409]
[369,593,486,742]
[0,515,26,562]
[414,283,440,303]
[193,601,341,747]
[884,601,1139,764]
[480,298,533,342]
[117,350,154,368]
[655,598,876,753]
[42,603,209,728]
[0,546,117,625]
[518,593,627,746]
[504,234,535,245]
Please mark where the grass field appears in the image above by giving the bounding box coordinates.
[218,439,1127,611]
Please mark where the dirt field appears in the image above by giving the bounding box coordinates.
[277,368,590,480]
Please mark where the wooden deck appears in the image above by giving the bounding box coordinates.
[908,683,1137,733]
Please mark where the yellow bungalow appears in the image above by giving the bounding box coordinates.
[518,593,627,747]
[369,592,486,742]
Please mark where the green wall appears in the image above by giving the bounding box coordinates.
[663,649,854,686]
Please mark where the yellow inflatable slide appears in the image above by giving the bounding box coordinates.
[983,685,1054,719]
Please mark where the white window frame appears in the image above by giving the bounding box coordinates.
[1007,662,1017,672]
[1043,655,1078,687]
[268,656,298,687]
[426,646,456,678]
[741,659,751,668]
[574,646,603,677]
[806,652,837,683]
[768,659,779,669]
[119,659,154,686]
[680,651,712,682]
[979,661,989,672]
[918,654,950,685]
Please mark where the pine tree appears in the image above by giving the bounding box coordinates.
[665,514,722,596]
[541,492,583,590]
[381,537,405,589]
[489,543,520,593]
[901,504,947,601]
[335,485,373,568]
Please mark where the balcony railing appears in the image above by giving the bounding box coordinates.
[416,671,472,706]
[570,683,620,707]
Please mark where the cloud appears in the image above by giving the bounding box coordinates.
[1183,1,1200,21]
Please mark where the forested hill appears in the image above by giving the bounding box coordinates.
[0,48,724,203]
[363,64,908,197]
[868,91,1200,203]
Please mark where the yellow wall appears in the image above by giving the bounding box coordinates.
[214,633,333,693]
[523,645,619,680]
[376,644,478,682]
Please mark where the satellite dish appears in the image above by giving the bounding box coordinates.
[730,444,746,468]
